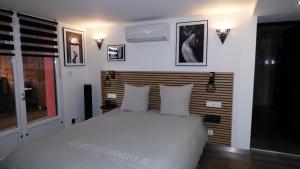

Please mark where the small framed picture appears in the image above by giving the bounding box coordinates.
[63,28,85,66]
[107,44,125,61]
[176,20,208,66]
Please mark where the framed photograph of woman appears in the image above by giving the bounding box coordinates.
[63,28,85,66]
[176,20,208,66]
[107,44,125,61]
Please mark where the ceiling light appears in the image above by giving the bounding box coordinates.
[298,0,300,6]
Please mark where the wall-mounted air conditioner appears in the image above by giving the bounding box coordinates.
[125,23,170,42]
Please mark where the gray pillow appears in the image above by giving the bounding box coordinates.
[120,84,150,112]
[160,84,193,116]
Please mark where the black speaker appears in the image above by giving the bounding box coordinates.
[84,84,93,120]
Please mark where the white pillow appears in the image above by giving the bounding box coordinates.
[160,84,193,116]
[120,84,150,112]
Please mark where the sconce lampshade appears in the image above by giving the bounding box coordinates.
[104,71,116,87]
[95,38,104,50]
[216,29,231,44]
[206,72,216,93]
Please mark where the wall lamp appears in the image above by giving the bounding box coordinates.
[104,71,116,87]
[206,72,216,93]
[216,29,231,44]
[95,38,104,50]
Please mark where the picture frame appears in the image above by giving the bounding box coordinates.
[107,44,125,61]
[176,20,208,66]
[63,27,85,66]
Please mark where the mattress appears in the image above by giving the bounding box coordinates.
[0,109,207,169]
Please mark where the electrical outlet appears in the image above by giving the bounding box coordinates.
[207,129,214,136]
[72,116,80,124]
[206,101,222,108]
[71,118,76,124]
[107,93,117,99]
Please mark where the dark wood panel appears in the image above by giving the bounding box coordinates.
[101,71,234,146]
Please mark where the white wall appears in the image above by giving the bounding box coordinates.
[58,23,88,127]
[85,12,257,149]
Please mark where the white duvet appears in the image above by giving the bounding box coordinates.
[0,110,207,169]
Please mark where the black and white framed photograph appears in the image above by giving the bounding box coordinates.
[176,20,208,66]
[63,28,85,66]
[107,44,125,61]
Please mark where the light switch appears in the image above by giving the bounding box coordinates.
[206,101,222,108]
[68,71,72,76]
[107,93,117,99]
[207,129,214,136]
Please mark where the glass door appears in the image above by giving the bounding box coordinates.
[0,11,62,159]
[0,55,22,160]
[0,55,17,132]
[22,57,58,124]
[17,13,62,145]
[20,56,61,144]
[0,10,22,160]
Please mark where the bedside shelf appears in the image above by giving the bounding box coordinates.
[100,104,117,113]
[204,115,221,124]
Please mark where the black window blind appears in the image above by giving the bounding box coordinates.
[0,9,14,56]
[17,13,58,57]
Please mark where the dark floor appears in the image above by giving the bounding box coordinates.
[251,107,300,155]
[197,145,300,169]
[251,138,300,155]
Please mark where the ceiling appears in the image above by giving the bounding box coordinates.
[254,0,300,23]
[0,0,255,27]
[0,0,299,28]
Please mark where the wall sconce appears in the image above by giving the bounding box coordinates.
[206,72,216,93]
[104,71,116,87]
[95,38,104,50]
[216,29,231,44]
[108,71,115,79]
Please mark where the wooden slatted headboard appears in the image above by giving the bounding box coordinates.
[101,71,234,146]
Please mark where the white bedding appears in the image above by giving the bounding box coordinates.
[0,109,207,169]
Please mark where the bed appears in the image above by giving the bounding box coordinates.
[0,109,207,169]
